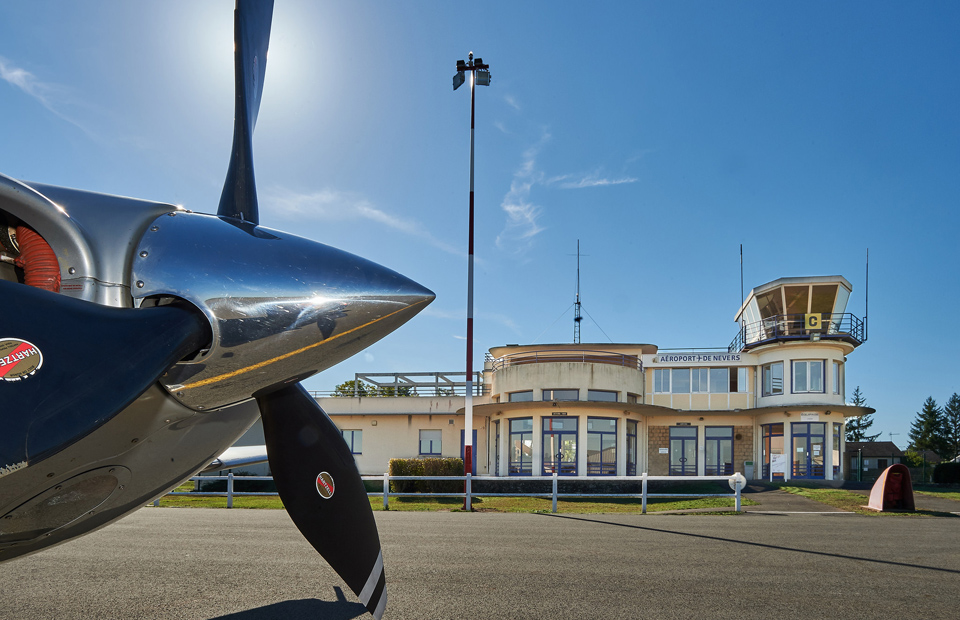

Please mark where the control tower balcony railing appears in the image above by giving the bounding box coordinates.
[490,349,642,372]
[729,313,865,353]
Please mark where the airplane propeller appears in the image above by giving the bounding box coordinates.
[0,2,427,618]
[215,1,388,616]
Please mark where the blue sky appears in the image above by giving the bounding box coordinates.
[2,1,958,447]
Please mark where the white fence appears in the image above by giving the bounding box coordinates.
[163,472,745,514]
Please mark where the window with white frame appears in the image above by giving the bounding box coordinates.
[732,367,748,393]
[793,360,824,393]
[690,368,709,393]
[832,361,842,395]
[341,429,362,454]
[655,367,748,394]
[763,362,784,396]
[419,429,441,455]
[654,368,670,393]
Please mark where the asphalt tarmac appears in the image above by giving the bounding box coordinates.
[3,504,959,620]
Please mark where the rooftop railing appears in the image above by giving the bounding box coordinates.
[315,371,487,398]
[729,312,865,353]
[490,349,642,372]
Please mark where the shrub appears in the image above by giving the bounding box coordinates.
[933,462,960,484]
[388,458,463,493]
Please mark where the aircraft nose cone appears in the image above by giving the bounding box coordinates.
[133,212,435,410]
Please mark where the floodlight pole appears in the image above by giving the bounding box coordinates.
[453,52,490,483]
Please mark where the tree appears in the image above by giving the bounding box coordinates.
[333,379,374,397]
[908,396,948,459]
[943,393,960,462]
[845,386,880,442]
[332,379,412,397]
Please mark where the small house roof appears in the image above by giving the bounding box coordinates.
[845,441,905,458]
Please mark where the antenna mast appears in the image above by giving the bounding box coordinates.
[574,240,583,344]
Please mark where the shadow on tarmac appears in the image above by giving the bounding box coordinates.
[536,513,960,575]
[211,587,366,620]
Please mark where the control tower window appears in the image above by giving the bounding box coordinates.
[763,362,783,396]
[793,360,824,393]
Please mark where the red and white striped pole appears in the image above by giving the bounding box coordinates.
[453,52,490,485]
[464,52,476,479]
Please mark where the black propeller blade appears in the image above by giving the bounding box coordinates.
[257,385,386,619]
[218,0,274,225]
[0,279,210,469]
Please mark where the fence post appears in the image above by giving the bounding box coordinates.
[383,472,389,510]
[552,472,558,513]
[735,478,742,512]
[641,472,648,514]
[227,472,234,509]
[466,473,472,511]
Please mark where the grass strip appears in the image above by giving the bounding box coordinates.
[913,486,960,502]
[777,484,957,517]
[153,494,755,514]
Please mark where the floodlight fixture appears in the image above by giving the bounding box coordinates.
[453,71,466,90]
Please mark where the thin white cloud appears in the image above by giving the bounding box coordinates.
[263,186,462,256]
[0,56,95,138]
[421,307,464,321]
[558,174,638,189]
[496,134,550,253]
[503,94,521,111]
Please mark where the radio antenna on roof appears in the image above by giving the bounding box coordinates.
[574,240,583,343]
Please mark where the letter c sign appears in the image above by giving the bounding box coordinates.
[805,313,822,330]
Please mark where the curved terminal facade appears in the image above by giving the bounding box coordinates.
[311,275,872,482]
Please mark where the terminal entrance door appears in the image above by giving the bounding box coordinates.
[792,422,825,479]
[670,426,698,476]
[542,417,578,475]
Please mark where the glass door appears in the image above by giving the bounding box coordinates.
[792,422,825,479]
[669,426,698,476]
[705,426,733,475]
[542,417,578,475]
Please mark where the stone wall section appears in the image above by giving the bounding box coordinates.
[734,425,754,474]
[647,426,670,475]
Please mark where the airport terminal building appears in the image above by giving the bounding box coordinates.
[241,275,872,482]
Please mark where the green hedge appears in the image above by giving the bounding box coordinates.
[933,462,960,484]
[388,457,463,493]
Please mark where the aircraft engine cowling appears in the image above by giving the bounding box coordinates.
[131,210,434,411]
